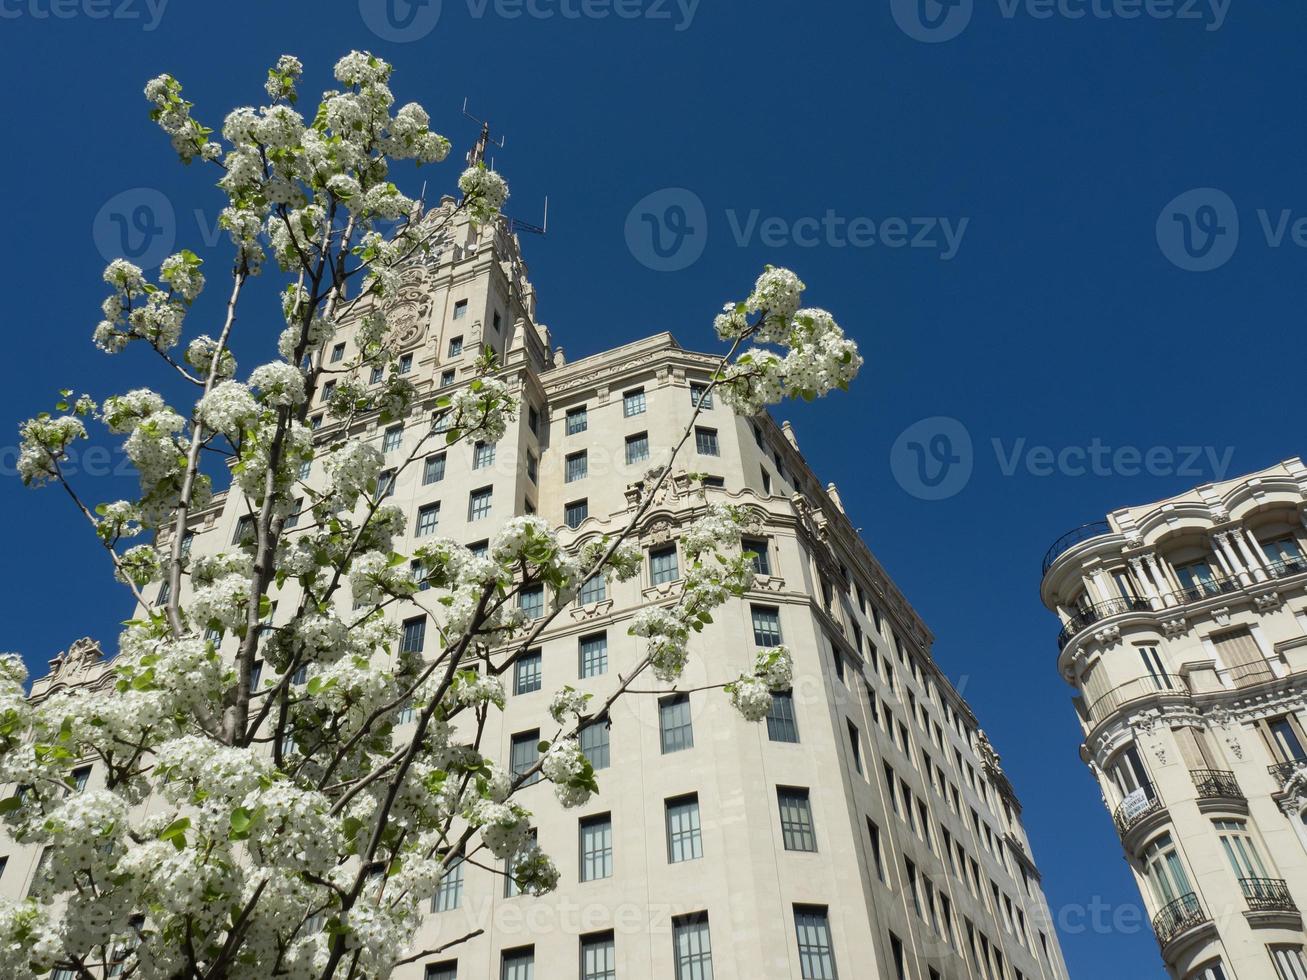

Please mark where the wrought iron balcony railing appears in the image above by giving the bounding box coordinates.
[1240,877,1298,913]
[1265,555,1307,580]
[1269,760,1307,787]
[1152,892,1208,948]
[1043,521,1112,577]
[1113,791,1163,837]
[1057,596,1154,651]
[1191,769,1243,802]
[1165,574,1239,606]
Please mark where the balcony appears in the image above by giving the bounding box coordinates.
[1191,769,1243,803]
[1152,892,1210,949]
[1241,878,1298,914]
[1265,554,1307,581]
[1057,596,1154,652]
[1043,520,1112,576]
[1114,791,1164,838]
[1164,574,1239,606]
[1082,676,1189,729]
[1268,760,1307,788]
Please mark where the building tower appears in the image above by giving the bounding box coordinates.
[1040,458,1307,980]
[6,181,1072,980]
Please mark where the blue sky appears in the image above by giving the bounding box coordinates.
[1,0,1303,975]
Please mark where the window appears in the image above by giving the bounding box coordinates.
[650,545,680,584]
[744,537,772,576]
[329,341,346,363]
[422,453,446,484]
[382,425,403,453]
[1215,818,1270,882]
[660,694,694,753]
[566,406,588,434]
[623,388,646,417]
[846,721,863,775]
[767,690,799,743]
[283,498,303,529]
[1271,948,1307,980]
[369,365,384,385]
[468,539,488,557]
[233,514,255,546]
[666,794,703,862]
[510,731,540,785]
[430,856,463,912]
[520,586,544,620]
[321,379,336,402]
[794,907,837,979]
[580,633,608,677]
[579,574,606,605]
[580,814,613,881]
[453,299,468,320]
[401,616,426,654]
[1267,715,1307,762]
[695,427,719,456]
[514,650,542,695]
[625,432,650,464]
[672,915,713,980]
[889,933,906,980]
[378,469,396,498]
[580,720,610,770]
[1142,833,1194,910]
[425,965,456,980]
[448,335,463,357]
[398,353,413,374]
[473,441,496,469]
[155,580,171,606]
[500,948,533,980]
[690,382,713,409]
[416,503,441,537]
[751,605,782,646]
[761,468,772,495]
[778,787,817,852]
[310,413,324,429]
[493,310,502,331]
[565,499,589,529]
[581,933,616,980]
[867,819,885,881]
[566,451,588,483]
[526,452,538,484]
[527,405,539,435]
[440,369,455,387]
[469,487,493,520]
[71,765,92,793]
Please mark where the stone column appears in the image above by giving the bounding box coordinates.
[1130,557,1161,607]
[1236,528,1269,582]
[1213,532,1249,585]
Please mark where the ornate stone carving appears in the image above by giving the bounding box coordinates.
[1093,625,1122,646]
[1255,592,1283,611]
[1161,617,1189,638]
[568,599,614,622]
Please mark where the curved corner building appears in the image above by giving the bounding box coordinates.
[1041,458,1307,980]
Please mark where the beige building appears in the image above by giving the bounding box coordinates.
[1041,459,1307,980]
[5,199,1071,980]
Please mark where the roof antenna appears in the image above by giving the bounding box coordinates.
[462,97,505,168]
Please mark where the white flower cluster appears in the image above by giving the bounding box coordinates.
[445,377,517,445]
[458,165,509,224]
[549,685,592,724]
[540,738,594,808]
[198,380,260,439]
[16,414,85,486]
[185,335,237,380]
[249,361,307,407]
[726,647,795,721]
[93,258,193,354]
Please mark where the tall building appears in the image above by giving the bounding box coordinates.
[1041,459,1307,980]
[5,195,1071,980]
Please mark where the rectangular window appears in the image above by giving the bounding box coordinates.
[330,342,346,363]
[744,537,772,576]
[581,933,616,980]
[469,487,493,520]
[695,427,719,456]
[514,650,542,695]
[453,299,468,320]
[1270,949,1306,980]
[566,406,588,434]
[398,353,413,374]
[430,856,463,912]
[520,586,544,620]
[889,932,906,980]
[625,432,650,465]
[416,503,440,537]
[666,795,703,863]
[473,441,496,469]
[448,335,463,357]
[847,721,864,775]
[401,616,426,654]
[383,425,403,453]
[580,633,608,678]
[526,452,538,484]
[623,388,646,417]
[673,915,713,980]
[767,690,799,743]
[378,469,396,498]
[576,573,606,605]
[660,694,694,753]
[321,379,336,402]
[527,405,539,435]
[566,451,588,483]
[71,765,92,793]
[233,514,255,546]
[440,369,455,387]
[795,906,838,980]
[565,499,589,529]
[761,467,773,495]
[778,787,817,852]
[580,814,613,881]
[751,605,783,646]
[580,720,610,770]
[690,383,713,409]
[493,311,502,331]
[425,965,456,980]
[868,819,885,881]
[500,948,532,980]
[650,545,680,584]
[510,731,540,785]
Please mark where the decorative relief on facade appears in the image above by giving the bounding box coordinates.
[1161,617,1189,638]
[1255,592,1283,611]
[568,599,614,622]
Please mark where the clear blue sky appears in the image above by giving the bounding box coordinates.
[1,1,1301,975]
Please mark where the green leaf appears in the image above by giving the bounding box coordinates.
[159,816,191,850]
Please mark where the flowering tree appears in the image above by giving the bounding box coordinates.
[2,52,862,980]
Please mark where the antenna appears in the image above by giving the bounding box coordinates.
[509,196,549,237]
[462,97,505,168]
